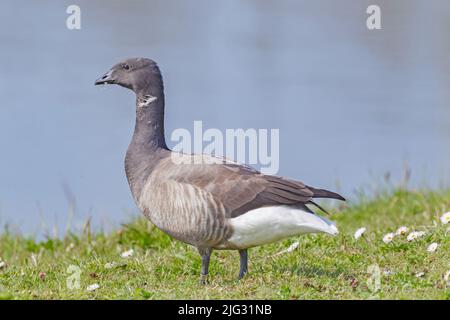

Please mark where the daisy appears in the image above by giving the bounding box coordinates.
[87,283,100,292]
[0,261,5,269]
[407,231,426,242]
[120,249,134,258]
[426,242,438,253]
[274,241,299,256]
[444,270,450,282]
[354,227,366,240]
[285,241,299,253]
[415,272,425,278]
[395,226,409,236]
[382,233,395,244]
[66,243,75,252]
[440,212,450,225]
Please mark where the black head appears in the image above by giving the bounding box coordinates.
[95,58,163,95]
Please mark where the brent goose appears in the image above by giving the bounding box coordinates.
[95,58,345,282]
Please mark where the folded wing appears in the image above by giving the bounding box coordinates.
[157,154,345,218]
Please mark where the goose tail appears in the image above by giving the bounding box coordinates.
[309,187,346,201]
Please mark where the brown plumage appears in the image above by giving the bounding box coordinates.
[95,58,345,282]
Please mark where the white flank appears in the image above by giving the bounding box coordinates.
[227,206,338,248]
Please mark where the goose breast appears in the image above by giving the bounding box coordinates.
[138,176,232,247]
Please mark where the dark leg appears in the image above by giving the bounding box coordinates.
[238,249,248,280]
[198,247,212,284]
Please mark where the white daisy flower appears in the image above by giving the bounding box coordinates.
[286,241,299,253]
[440,212,450,225]
[382,233,395,244]
[66,243,75,252]
[87,283,100,292]
[274,241,299,256]
[444,270,450,282]
[354,227,366,240]
[415,271,425,278]
[120,249,134,258]
[395,226,409,236]
[407,231,426,242]
[0,261,6,269]
[426,242,438,253]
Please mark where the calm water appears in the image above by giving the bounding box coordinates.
[1,0,450,235]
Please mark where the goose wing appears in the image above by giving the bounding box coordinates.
[156,154,345,218]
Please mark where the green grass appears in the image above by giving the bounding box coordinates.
[0,188,449,299]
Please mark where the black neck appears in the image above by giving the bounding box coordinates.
[132,85,168,151]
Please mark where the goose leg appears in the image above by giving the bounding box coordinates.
[238,249,248,280]
[198,247,212,284]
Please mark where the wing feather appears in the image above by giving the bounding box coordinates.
[153,154,344,218]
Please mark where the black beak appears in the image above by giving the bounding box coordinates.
[95,69,115,85]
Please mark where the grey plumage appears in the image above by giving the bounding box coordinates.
[95,57,345,282]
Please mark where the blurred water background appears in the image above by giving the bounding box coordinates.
[1,0,450,236]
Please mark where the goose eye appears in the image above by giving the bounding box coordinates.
[123,64,130,70]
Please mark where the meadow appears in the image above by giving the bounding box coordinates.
[0,188,449,299]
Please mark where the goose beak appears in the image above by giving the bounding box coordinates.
[95,69,115,85]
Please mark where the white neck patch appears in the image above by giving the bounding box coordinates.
[138,95,158,107]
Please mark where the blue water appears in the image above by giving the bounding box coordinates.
[1,0,450,235]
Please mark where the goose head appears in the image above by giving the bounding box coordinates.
[95,57,163,96]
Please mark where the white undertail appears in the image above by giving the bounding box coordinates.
[226,205,338,249]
